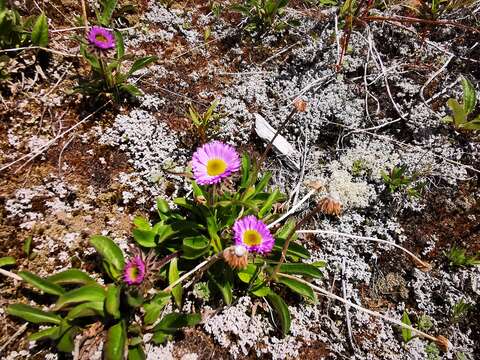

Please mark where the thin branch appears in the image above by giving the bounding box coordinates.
[278,273,450,351]
[297,229,431,271]
[0,268,22,281]
[0,46,80,58]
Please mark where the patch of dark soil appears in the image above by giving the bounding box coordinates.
[172,328,232,360]
[400,181,480,261]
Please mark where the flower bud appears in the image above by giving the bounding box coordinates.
[318,193,342,216]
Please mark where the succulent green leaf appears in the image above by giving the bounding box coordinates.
[127,56,157,76]
[278,275,316,302]
[401,311,413,343]
[54,284,105,310]
[47,269,95,285]
[31,13,48,47]
[66,301,104,320]
[18,271,65,296]
[278,263,323,278]
[266,291,291,336]
[128,345,146,360]
[0,256,16,267]
[57,327,77,352]
[168,258,182,308]
[447,98,467,126]
[461,77,477,115]
[132,228,156,248]
[152,312,201,334]
[28,326,61,341]
[105,284,121,319]
[105,320,126,360]
[7,304,62,324]
[143,292,171,325]
[89,235,125,279]
[182,236,210,259]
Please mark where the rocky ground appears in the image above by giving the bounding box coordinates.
[1,1,479,359]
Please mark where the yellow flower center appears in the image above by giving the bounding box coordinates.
[206,158,227,176]
[128,267,139,279]
[243,230,262,246]
[95,34,108,43]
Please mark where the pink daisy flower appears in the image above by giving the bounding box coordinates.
[233,215,274,254]
[192,141,240,185]
[87,26,115,51]
[123,256,146,285]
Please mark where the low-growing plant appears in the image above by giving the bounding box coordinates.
[186,100,221,144]
[444,77,480,131]
[451,298,472,323]
[75,1,156,102]
[0,1,49,49]
[444,246,480,268]
[401,311,414,343]
[231,0,294,35]
[76,27,156,101]
[381,165,422,198]
[7,236,200,358]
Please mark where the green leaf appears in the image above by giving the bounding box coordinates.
[47,269,95,285]
[156,198,170,215]
[266,291,291,336]
[182,236,210,259]
[57,327,77,352]
[461,77,477,115]
[80,44,101,71]
[273,238,310,259]
[278,263,323,278]
[66,301,104,320]
[209,267,233,305]
[114,30,124,59]
[133,216,151,230]
[0,256,16,267]
[152,312,201,335]
[127,56,157,76]
[240,153,251,187]
[168,258,182,308]
[54,284,105,310]
[119,83,143,97]
[18,271,65,296]
[28,326,61,341]
[254,172,272,196]
[278,275,316,302]
[128,345,146,360]
[132,228,156,247]
[23,236,32,257]
[126,291,144,308]
[105,320,126,360]
[90,235,125,280]
[31,13,48,47]
[258,188,282,218]
[105,284,121,319]
[100,0,118,25]
[144,292,171,325]
[447,98,467,126]
[7,304,62,325]
[401,311,413,343]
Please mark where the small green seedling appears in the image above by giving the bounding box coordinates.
[401,311,413,343]
[231,0,292,35]
[444,246,480,268]
[444,77,480,131]
[381,165,422,198]
[451,298,472,323]
[187,100,221,143]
